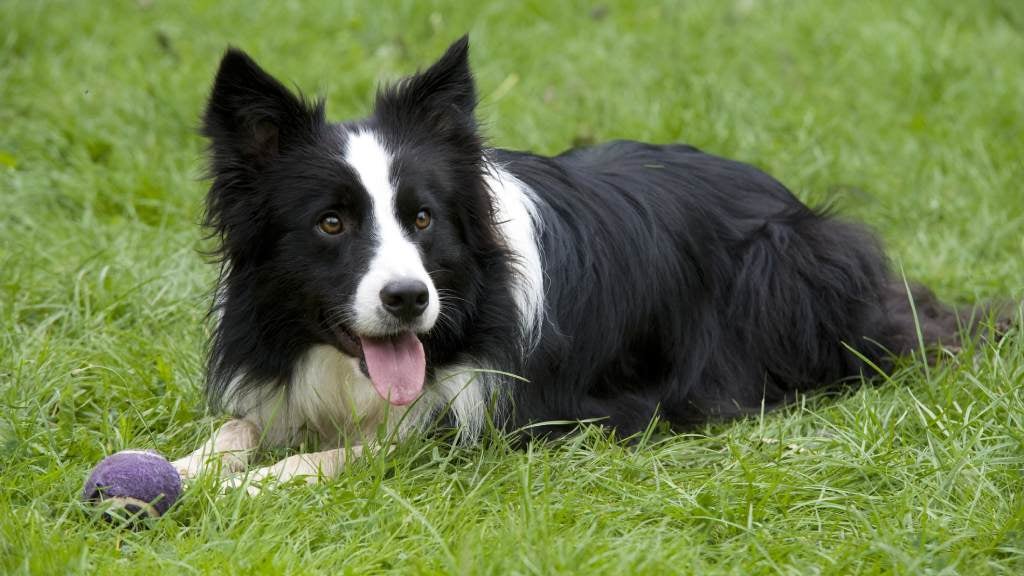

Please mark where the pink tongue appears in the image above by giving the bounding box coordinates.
[360,332,425,406]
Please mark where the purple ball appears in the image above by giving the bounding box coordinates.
[82,450,182,519]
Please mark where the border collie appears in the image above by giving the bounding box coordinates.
[173,36,1004,487]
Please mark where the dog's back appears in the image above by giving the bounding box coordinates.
[497,140,979,434]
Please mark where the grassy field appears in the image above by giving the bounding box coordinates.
[2,0,1023,573]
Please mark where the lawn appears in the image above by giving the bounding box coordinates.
[2,0,1023,573]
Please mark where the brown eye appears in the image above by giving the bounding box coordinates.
[317,213,343,235]
[414,209,431,230]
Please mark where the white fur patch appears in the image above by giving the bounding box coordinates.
[484,161,546,350]
[345,130,440,336]
[231,346,475,446]
[228,346,405,446]
[171,419,259,479]
[426,363,494,441]
[288,345,394,441]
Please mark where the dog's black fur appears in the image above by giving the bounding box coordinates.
[497,144,977,435]
[200,36,994,442]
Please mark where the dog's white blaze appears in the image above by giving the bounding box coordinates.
[485,162,546,350]
[345,130,440,336]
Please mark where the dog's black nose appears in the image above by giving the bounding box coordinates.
[380,280,429,321]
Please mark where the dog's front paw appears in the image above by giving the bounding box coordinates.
[218,474,266,497]
[217,455,324,497]
[171,456,205,481]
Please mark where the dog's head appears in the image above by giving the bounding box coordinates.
[202,37,504,406]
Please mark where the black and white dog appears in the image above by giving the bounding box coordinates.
[174,37,993,485]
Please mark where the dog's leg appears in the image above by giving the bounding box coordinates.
[172,418,260,480]
[220,445,367,495]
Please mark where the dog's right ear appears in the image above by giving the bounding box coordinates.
[202,48,323,168]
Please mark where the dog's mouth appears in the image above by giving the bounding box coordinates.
[327,321,425,407]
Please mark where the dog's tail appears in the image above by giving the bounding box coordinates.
[880,280,1017,358]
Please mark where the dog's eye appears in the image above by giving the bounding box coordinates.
[317,213,344,235]
[414,209,431,231]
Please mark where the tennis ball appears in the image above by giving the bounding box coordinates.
[82,450,182,521]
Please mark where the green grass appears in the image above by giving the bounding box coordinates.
[2,0,1023,573]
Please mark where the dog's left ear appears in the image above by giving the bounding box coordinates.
[375,35,477,132]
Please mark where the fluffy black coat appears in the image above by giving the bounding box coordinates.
[502,143,959,435]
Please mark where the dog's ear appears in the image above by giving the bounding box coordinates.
[375,35,477,133]
[202,48,323,168]
[202,49,323,266]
